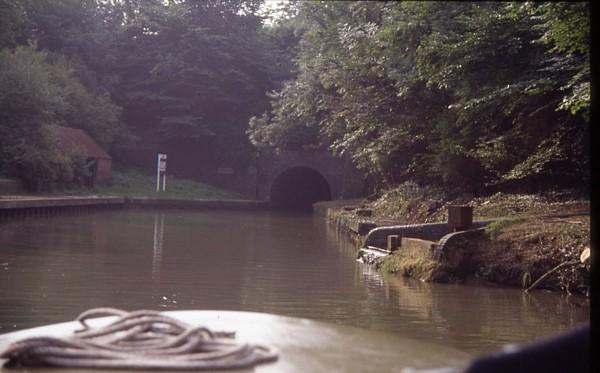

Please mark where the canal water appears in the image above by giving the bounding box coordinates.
[0,209,589,355]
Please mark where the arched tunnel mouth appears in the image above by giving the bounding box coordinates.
[270,167,332,210]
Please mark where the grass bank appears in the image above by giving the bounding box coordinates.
[1,170,243,200]
[95,170,242,199]
[475,215,590,294]
[378,215,590,295]
[369,182,589,223]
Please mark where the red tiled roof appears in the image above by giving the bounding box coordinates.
[51,126,111,160]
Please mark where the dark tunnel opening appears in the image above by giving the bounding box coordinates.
[270,167,332,210]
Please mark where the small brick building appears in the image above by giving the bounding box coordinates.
[52,126,112,187]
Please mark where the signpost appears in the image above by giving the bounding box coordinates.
[156,153,167,192]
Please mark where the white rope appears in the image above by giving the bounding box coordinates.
[0,308,278,370]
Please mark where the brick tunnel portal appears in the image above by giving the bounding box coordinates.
[270,167,332,210]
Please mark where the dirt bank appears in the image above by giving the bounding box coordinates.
[319,184,590,296]
[431,215,590,295]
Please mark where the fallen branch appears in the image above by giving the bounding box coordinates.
[524,260,579,293]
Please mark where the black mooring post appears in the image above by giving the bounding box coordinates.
[447,205,473,231]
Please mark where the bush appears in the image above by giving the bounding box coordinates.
[0,45,121,191]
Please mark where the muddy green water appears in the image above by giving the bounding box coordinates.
[0,209,589,354]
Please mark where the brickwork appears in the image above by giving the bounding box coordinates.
[95,159,112,186]
[51,126,112,188]
[256,150,364,202]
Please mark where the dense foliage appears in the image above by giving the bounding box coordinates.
[104,0,292,168]
[0,1,590,194]
[0,0,292,190]
[248,1,590,194]
[0,45,123,190]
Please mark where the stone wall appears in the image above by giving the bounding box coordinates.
[119,146,364,201]
[363,222,452,248]
[257,150,364,201]
[211,168,258,198]
[363,220,494,248]
[433,228,487,261]
[399,237,438,258]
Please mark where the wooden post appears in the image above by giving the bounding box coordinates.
[447,205,473,231]
[387,235,400,252]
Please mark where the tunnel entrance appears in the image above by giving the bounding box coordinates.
[270,167,332,210]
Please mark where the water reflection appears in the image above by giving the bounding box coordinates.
[356,262,589,353]
[0,209,589,354]
[152,213,164,280]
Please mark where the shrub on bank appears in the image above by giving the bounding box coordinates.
[377,253,438,282]
[0,46,123,192]
[367,182,589,224]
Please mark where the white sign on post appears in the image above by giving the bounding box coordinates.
[156,153,167,192]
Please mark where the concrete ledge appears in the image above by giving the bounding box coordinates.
[433,228,487,261]
[363,222,451,248]
[0,196,269,212]
[125,197,269,209]
[363,220,494,248]
[400,237,438,258]
[0,196,125,210]
[351,220,378,235]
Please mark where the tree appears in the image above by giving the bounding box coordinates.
[0,46,72,190]
[415,2,589,189]
[249,2,452,188]
[102,0,291,170]
[0,43,126,190]
[16,0,130,151]
[248,1,590,193]
[0,0,30,48]
[537,2,590,117]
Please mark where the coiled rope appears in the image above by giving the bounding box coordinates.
[0,308,278,370]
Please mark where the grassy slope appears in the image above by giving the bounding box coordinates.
[370,183,589,224]
[476,215,590,293]
[48,170,243,199]
[101,170,242,199]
